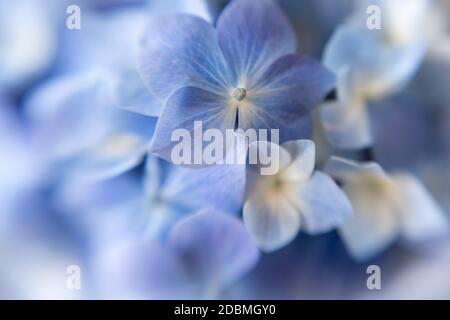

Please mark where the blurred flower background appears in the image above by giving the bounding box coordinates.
[1,0,450,299]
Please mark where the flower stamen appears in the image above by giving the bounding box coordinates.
[232,88,247,101]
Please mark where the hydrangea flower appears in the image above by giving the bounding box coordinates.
[55,151,245,246]
[324,157,449,261]
[24,70,155,181]
[138,0,335,162]
[320,0,429,149]
[93,209,259,299]
[243,140,352,251]
[57,2,214,119]
[142,154,245,239]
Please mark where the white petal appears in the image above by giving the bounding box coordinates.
[243,194,300,252]
[320,68,373,149]
[392,174,449,242]
[323,156,383,182]
[281,140,315,181]
[247,140,291,176]
[298,172,352,234]
[338,174,400,261]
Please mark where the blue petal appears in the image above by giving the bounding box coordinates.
[216,0,297,85]
[93,237,191,299]
[67,102,155,180]
[25,70,155,179]
[168,209,260,290]
[24,71,113,161]
[244,54,335,143]
[150,86,235,163]
[67,133,150,181]
[139,14,230,100]
[162,163,246,215]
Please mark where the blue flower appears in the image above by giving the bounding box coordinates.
[56,5,202,118]
[243,140,352,252]
[93,209,260,299]
[55,151,246,245]
[24,70,156,181]
[142,153,246,239]
[138,0,335,162]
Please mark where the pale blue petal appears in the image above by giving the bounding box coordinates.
[320,100,373,150]
[67,133,150,181]
[138,14,230,100]
[298,171,353,234]
[115,70,165,117]
[217,0,296,85]
[168,209,260,290]
[24,71,113,161]
[324,25,425,98]
[93,238,191,299]
[67,104,155,180]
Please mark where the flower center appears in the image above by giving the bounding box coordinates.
[232,87,247,101]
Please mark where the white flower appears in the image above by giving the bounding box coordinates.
[243,140,353,252]
[325,157,448,261]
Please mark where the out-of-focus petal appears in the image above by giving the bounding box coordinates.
[0,0,57,89]
[243,191,301,252]
[338,178,399,261]
[168,210,260,293]
[139,14,230,100]
[216,0,296,85]
[324,156,383,181]
[93,237,191,299]
[281,139,315,182]
[320,69,373,149]
[392,174,449,242]
[68,133,150,181]
[320,100,372,149]
[115,70,164,117]
[298,171,353,234]
[23,71,113,161]
[324,25,426,99]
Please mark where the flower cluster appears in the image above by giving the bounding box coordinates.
[1,0,450,299]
